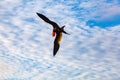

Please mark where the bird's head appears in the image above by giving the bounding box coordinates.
[52,28,56,37]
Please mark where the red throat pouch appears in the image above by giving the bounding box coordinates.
[52,31,56,37]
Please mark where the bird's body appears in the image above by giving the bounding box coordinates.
[36,13,69,56]
[57,32,62,45]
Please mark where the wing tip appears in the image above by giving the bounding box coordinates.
[53,52,56,56]
[53,54,56,56]
[36,12,40,15]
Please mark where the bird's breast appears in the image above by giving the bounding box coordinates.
[57,32,62,44]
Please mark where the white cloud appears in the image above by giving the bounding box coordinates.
[0,0,120,80]
[0,57,20,79]
[78,0,120,21]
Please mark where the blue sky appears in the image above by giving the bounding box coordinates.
[0,0,120,80]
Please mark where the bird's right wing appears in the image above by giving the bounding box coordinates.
[53,41,60,56]
[53,33,62,56]
[36,13,59,28]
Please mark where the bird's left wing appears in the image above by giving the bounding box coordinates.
[36,13,59,28]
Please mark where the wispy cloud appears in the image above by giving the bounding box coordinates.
[0,0,120,80]
[78,0,120,20]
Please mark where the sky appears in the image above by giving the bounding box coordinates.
[0,0,120,80]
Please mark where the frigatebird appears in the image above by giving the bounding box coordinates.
[36,13,69,56]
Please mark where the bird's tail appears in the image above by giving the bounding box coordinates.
[62,30,70,35]
[61,26,70,35]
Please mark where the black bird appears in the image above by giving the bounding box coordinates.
[36,13,69,56]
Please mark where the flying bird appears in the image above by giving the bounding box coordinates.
[36,13,69,56]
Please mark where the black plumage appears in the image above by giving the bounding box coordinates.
[36,13,69,56]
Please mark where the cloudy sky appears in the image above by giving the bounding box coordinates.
[0,0,120,80]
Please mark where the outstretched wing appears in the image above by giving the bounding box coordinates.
[53,42,60,56]
[53,33,62,56]
[36,13,59,28]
